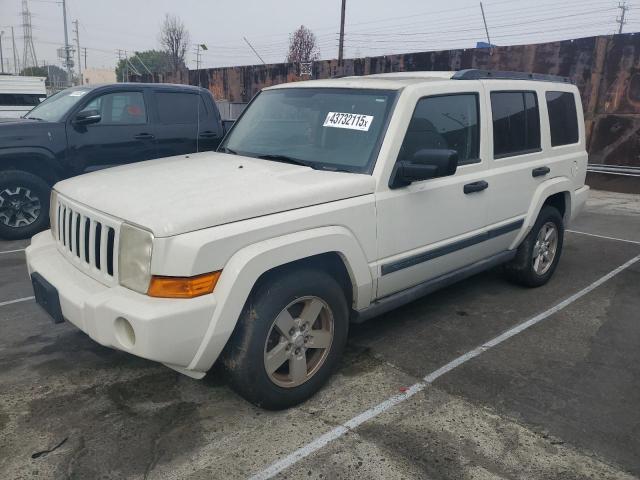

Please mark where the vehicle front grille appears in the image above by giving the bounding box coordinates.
[53,194,120,286]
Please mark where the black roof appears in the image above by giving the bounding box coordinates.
[67,82,208,93]
[452,69,572,84]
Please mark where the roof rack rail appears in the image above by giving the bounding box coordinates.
[452,69,572,83]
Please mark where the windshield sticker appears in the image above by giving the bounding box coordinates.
[323,112,374,131]
[69,91,87,97]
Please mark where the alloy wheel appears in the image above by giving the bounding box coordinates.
[532,221,558,275]
[0,187,41,228]
[263,296,334,388]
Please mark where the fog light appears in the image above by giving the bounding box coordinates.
[114,317,136,349]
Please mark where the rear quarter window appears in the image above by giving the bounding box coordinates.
[546,91,579,146]
[155,92,206,124]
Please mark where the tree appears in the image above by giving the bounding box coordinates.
[20,65,68,88]
[286,25,320,63]
[116,50,172,81]
[159,13,190,73]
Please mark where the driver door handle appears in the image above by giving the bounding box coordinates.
[134,133,155,140]
[464,180,489,194]
[199,131,218,138]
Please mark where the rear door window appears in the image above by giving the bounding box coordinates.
[490,91,540,158]
[398,93,480,166]
[155,92,206,124]
[546,91,579,146]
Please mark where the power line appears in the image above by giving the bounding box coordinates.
[354,6,614,36]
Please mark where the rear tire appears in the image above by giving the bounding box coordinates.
[222,267,349,410]
[0,170,51,240]
[504,205,564,288]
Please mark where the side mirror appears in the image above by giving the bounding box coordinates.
[389,149,459,189]
[73,109,101,126]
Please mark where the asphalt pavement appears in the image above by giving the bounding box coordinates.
[0,189,638,480]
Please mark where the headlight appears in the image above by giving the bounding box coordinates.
[118,223,154,294]
[49,189,58,239]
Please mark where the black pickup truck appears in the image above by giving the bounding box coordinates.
[0,83,226,239]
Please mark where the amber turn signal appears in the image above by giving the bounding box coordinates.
[147,271,221,298]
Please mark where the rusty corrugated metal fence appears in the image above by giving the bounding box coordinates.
[140,33,640,168]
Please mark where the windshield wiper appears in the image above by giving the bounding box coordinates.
[256,154,315,168]
[220,146,238,155]
[25,116,44,121]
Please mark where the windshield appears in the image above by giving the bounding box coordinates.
[220,88,397,173]
[25,89,91,121]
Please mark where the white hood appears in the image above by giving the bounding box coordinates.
[55,152,375,237]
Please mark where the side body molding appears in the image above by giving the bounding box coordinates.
[509,176,572,250]
[188,226,373,373]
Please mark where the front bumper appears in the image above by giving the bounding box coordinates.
[26,231,217,378]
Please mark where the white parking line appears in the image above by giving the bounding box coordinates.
[0,248,26,255]
[566,229,640,245]
[249,253,640,480]
[0,296,35,308]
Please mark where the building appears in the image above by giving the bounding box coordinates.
[83,68,116,85]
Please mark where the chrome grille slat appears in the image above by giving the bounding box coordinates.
[52,195,121,286]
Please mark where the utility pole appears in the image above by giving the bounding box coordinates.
[61,0,72,85]
[243,37,266,65]
[479,2,492,48]
[83,47,87,70]
[73,20,82,85]
[616,1,629,34]
[116,49,123,82]
[338,0,346,66]
[11,27,18,74]
[0,31,4,74]
[193,44,204,86]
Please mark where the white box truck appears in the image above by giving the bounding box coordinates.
[0,75,47,118]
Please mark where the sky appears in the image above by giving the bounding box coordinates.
[0,0,637,74]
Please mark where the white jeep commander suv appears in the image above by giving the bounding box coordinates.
[26,70,589,409]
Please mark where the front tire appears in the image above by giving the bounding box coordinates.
[222,267,349,410]
[0,170,51,240]
[504,205,564,287]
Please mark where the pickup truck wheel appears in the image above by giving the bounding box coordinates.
[504,205,564,287]
[0,170,50,240]
[223,268,349,410]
